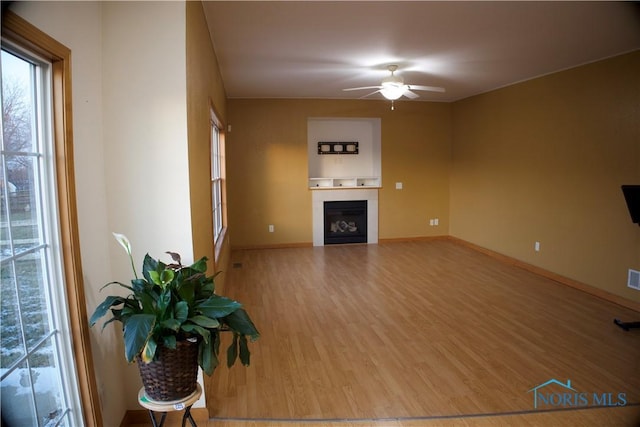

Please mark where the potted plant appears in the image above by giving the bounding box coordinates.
[90,233,259,401]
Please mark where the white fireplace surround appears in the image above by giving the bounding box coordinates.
[312,189,378,246]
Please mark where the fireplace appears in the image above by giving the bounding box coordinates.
[312,189,378,246]
[324,200,367,244]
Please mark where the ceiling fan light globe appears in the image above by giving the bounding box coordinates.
[380,82,406,100]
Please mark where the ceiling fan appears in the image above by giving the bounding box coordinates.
[343,65,445,108]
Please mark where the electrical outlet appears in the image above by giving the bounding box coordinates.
[534,241,540,252]
[268,224,274,233]
[429,219,434,226]
[434,218,439,226]
[395,182,403,190]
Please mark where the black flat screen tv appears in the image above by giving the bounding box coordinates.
[621,185,640,226]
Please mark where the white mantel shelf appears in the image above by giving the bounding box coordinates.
[308,177,380,190]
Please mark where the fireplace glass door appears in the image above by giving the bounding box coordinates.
[324,200,367,244]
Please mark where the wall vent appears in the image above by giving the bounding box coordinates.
[628,269,640,291]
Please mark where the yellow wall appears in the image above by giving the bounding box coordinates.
[450,51,640,302]
[185,1,230,279]
[226,99,452,247]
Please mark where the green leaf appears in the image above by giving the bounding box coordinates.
[89,295,126,326]
[148,270,161,286]
[175,301,189,323]
[160,269,175,285]
[197,280,215,299]
[130,278,150,294]
[121,306,136,317]
[199,332,218,375]
[180,323,210,342]
[190,257,208,273]
[204,271,221,294]
[184,272,205,286]
[222,308,260,339]
[188,315,220,329]
[214,329,220,353]
[141,337,157,363]
[177,280,196,305]
[160,318,181,332]
[196,295,241,318]
[123,314,156,362]
[238,334,250,366]
[157,289,172,313]
[101,316,120,330]
[99,280,134,293]
[142,254,159,282]
[149,264,175,289]
[162,335,176,349]
[227,333,239,368]
[135,288,157,315]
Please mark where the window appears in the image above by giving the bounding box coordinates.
[211,112,225,247]
[1,12,100,427]
[0,42,79,427]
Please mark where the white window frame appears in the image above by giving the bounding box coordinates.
[211,111,225,249]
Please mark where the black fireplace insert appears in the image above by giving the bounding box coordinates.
[324,200,367,244]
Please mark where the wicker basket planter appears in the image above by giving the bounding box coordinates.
[136,338,199,401]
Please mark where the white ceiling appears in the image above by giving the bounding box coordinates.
[203,1,640,103]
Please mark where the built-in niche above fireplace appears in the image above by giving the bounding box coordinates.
[308,118,381,189]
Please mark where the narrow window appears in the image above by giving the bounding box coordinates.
[211,112,225,248]
[1,38,83,427]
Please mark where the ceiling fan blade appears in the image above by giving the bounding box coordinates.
[408,85,446,93]
[359,90,382,99]
[343,86,382,92]
[403,90,419,99]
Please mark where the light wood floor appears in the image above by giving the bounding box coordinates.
[136,240,640,426]
[127,405,640,427]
